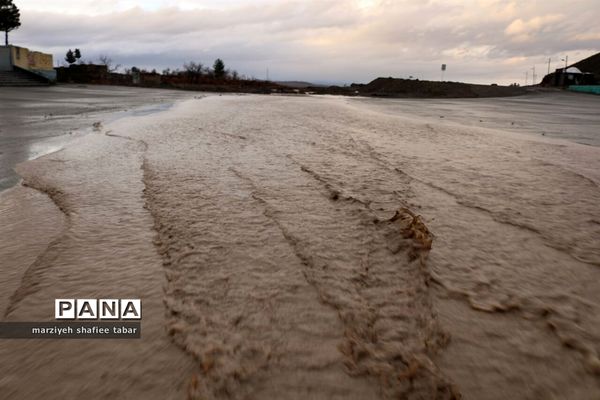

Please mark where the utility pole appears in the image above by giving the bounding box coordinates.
[531,65,536,85]
[266,68,269,82]
[525,71,528,86]
[561,55,568,71]
[547,58,551,75]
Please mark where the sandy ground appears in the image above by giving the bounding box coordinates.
[0,89,599,399]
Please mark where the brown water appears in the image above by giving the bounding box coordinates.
[1,93,599,399]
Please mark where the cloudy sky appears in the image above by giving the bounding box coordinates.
[10,0,600,84]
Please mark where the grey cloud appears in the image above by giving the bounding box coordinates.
[10,0,600,84]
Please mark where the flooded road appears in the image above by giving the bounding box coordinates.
[353,90,600,146]
[0,85,190,191]
[1,92,599,399]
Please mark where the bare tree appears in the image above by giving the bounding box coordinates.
[183,61,204,83]
[98,55,122,73]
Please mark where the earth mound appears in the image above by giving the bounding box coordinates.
[309,77,525,98]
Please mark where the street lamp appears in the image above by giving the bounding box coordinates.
[561,55,568,71]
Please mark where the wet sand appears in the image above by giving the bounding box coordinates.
[1,91,599,399]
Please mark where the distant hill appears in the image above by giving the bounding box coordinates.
[277,81,323,88]
[541,51,600,86]
[307,77,525,98]
[572,52,600,78]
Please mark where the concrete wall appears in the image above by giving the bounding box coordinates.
[0,46,12,71]
[55,64,108,83]
[10,46,56,81]
[11,46,54,71]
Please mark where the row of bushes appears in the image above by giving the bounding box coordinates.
[54,63,282,94]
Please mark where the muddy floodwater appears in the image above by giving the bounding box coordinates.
[1,90,599,399]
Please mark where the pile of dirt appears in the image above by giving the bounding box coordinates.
[308,77,525,98]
